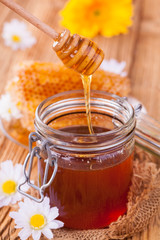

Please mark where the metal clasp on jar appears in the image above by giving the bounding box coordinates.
[18,132,58,202]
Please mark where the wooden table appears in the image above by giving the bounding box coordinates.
[0,0,159,239]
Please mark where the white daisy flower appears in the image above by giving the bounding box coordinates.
[100,59,127,77]
[10,197,64,240]
[0,93,22,122]
[0,160,29,208]
[2,19,36,50]
[13,76,20,82]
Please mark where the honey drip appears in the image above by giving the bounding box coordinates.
[81,75,94,134]
[52,29,104,133]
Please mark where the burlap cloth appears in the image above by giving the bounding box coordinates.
[52,148,160,240]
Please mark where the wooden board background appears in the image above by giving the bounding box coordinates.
[0,0,160,239]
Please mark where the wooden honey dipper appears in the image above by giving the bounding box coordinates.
[0,0,104,75]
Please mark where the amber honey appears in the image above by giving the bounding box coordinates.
[81,74,94,134]
[39,126,134,230]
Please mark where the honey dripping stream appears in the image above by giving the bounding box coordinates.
[81,75,94,134]
[53,30,104,134]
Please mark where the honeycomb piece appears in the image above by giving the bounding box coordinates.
[7,62,130,132]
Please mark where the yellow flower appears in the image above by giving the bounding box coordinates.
[60,0,133,38]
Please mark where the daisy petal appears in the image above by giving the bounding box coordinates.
[18,228,31,240]
[43,197,50,206]
[47,221,59,229]
[48,220,64,229]
[42,196,50,212]
[0,196,11,207]
[1,160,13,175]
[48,207,59,221]
[42,228,53,239]
[14,164,23,181]
[100,59,127,77]
[32,230,41,240]
[9,211,19,219]
[54,220,64,228]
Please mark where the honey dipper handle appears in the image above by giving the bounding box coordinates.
[0,0,59,39]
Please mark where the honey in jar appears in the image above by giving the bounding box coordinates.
[39,126,133,229]
[34,90,135,229]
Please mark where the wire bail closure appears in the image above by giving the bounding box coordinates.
[18,132,58,202]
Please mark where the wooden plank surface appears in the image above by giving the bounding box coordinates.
[0,0,160,239]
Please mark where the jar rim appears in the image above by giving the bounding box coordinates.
[35,90,135,139]
[34,90,135,152]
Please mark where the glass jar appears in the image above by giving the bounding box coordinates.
[19,90,135,230]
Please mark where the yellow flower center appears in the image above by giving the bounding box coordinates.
[30,214,46,229]
[12,35,21,42]
[2,180,17,194]
[8,108,12,114]
[94,10,100,16]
